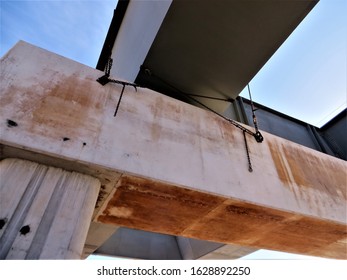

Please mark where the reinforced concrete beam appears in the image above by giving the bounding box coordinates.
[1,42,346,259]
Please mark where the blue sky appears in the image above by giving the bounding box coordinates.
[0,0,117,67]
[240,0,346,127]
[0,0,345,260]
[1,0,346,127]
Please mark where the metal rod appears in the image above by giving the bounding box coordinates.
[247,84,259,132]
[243,131,253,172]
[114,84,125,117]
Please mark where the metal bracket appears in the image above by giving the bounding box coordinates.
[254,131,264,143]
[97,74,110,86]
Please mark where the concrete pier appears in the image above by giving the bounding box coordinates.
[0,158,100,259]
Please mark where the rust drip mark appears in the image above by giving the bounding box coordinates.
[283,145,310,187]
[268,141,346,200]
[283,145,346,199]
[268,141,292,185]
[149,97,164,142]
[96,175,226,235]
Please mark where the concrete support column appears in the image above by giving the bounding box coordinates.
[0,158,100,259]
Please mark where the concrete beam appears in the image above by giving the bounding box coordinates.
[1,42,346,259]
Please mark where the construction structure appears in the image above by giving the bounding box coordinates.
[0,0,346,260]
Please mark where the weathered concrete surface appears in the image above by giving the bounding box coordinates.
[0,158,100,259]
[1,42,346,259]
[96,175,346,259]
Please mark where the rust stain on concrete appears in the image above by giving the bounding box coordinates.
[148,96,199,145]
[250,215,347,257]
[215,116,236,143]
[146,95,235,154]
[268,141,346,200]
[268,141,292,185]
[97,175,226,236]
[1,72,106,142]
[183,201,292,245]
[96,174,347,259]
[149,95,183,123]
[283,145,346,199]
[30,74,104,139]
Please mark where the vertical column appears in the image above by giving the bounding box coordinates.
[0,158,100,259]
